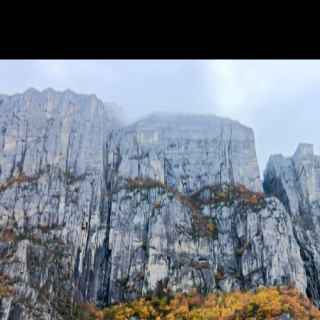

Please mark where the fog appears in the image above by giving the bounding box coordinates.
[1,59,320,175]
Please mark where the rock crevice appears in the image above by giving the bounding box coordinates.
[0,91,318,318]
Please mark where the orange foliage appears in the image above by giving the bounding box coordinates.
[0,173,39,193]
[0,273,16,298]
[0,228,16,242]
[77,287,320,320]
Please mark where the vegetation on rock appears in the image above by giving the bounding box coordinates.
[125,178,266,241]
[73,286,320,320]
[0,273,15,298]
[0,172,41,193]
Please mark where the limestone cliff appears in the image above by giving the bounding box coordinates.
[264,143,320,306]
[0,89,119,319]
[103,113,306,304]
[0,90,316,320]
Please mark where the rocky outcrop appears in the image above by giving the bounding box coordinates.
[109,113,263,193]
[264,143,320,306]
[0,89,120,319]
[104,114,307,304]
[0,92,315,319]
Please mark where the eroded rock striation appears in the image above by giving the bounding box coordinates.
[0,89,120,319]
[264,143,320,306]
[0,91,317,319]
[104,113,306,304]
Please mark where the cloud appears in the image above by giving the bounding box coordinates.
[205,60,320,173]
[206,60,320,124]
[1,60,320,174]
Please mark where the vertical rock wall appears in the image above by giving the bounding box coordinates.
[104,114,306,304]
[0,89,120,319]
[264,143,320,306]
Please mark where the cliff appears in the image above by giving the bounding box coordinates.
[0,89,120,319]
[264,143,320,306]
[0,89,318,319]
[103,113,306,305]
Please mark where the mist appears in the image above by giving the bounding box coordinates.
[1,59,320,175]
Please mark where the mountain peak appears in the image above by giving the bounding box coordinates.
[293,143,314,159]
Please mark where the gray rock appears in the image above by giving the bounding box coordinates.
[264,143,320,306]
[0,91,314,319]
[104,114,306,303]
[0,88,120,318]
[109,113,262,193]
[277,314,294,320]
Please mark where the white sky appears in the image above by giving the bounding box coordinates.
[0,59,319,175]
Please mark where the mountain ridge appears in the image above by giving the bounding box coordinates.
[0,88,319,319]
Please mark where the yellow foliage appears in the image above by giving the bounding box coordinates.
[0,173,40,193]
[0,274,15,298]
[77,286,320,320]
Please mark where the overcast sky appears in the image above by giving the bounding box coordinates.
[0,59,319,175]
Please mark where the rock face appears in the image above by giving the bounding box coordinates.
[104,113,306,303]
[264,143,320,306]
[0,92,315,319]
[0,89,120,319]
[110,113,262,193]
